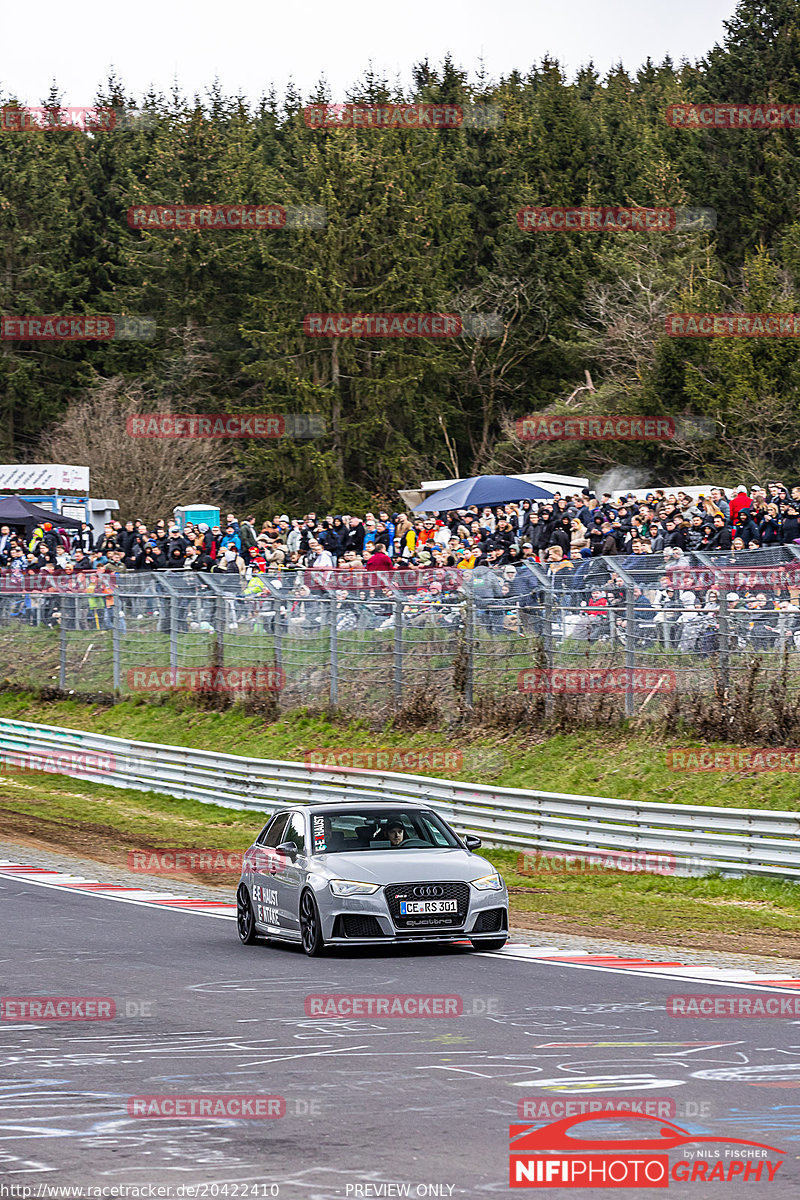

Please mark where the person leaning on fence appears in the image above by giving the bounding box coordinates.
[544,544,574,591]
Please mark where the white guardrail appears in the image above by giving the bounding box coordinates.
[1,717,799,879]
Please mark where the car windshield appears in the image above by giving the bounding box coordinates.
[310,809,462,854]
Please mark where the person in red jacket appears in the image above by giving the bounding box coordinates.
[365,546,394,571]
[729,486,751,523]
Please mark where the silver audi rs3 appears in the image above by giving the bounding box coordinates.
[236,801,508,955]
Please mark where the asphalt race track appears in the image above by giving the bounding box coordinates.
[2,872,800,1197]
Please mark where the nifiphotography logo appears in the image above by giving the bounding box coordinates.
[509,1112,784,1187]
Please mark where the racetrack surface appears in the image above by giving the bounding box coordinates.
[2,872,800,1197]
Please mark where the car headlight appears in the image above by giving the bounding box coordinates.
[471,872,503,891]
[329,879,381,897]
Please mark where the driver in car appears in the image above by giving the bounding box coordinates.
[386,821,406,847]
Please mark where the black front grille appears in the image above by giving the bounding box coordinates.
[471,908,507,933]
[384,881,470,928]
[333,914,386,938]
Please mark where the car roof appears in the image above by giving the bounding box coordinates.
[269,800,434,814]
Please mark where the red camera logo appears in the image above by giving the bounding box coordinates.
[510,1113,784,1186]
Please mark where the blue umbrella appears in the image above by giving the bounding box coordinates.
[412,475,555,512]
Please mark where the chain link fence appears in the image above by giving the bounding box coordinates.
[2,547,800,717]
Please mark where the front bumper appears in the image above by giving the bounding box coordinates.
[319,882,508,944]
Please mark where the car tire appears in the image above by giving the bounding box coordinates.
[237,884,258,945]
[471,936,507,951]
[300,889,326,956]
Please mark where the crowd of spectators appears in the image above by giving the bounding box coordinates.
[2,482,799,583]
[2,483,800,650]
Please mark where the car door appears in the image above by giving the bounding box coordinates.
[272,810,308,938]
[251,812,289,935]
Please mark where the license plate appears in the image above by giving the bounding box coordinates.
[399,899,458,915]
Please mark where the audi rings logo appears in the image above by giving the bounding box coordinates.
[412,885,444,898]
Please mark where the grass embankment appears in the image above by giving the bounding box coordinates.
[1,690,800,957]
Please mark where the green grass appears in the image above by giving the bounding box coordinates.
[495,849,800,940]
[1,689,800,809]
[0,770,264,850]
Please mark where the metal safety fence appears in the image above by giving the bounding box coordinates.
[0,716,798,878]
[2,547,800,716]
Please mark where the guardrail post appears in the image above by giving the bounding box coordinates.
[543,586,554,717]
[216,596,226,668]
[718,588,730,696]
[330,597,338,706]
[59,618,67,689]
[464,594,474,708]
[625,581,636,718]
[393,599,403,707]
[169,592,178,673]
[273,598,283,674]
[112,594,121,692]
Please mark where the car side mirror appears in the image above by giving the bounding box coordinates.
[277,841,299,862]
[464,834,482,851]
